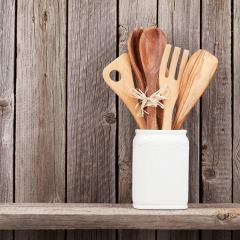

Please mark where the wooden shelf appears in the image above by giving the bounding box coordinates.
[0,203,240,230]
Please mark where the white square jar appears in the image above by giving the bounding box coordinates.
[132,130,189,209]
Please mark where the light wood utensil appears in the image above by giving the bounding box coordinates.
[173,50,218,129]
[103,53,146,129]
[128,28,146,92]
[139,27,167,129]
[178,50,203,105]
[159,44,189,130]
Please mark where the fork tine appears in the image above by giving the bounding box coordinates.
[177,49,189,80]
[168,47,181,79]
[159,44,172,78]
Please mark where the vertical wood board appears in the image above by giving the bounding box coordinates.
[67,0,117,239]
[0,0,15,205]
[0,0,15,239]
[201,0,232,239]
[16,0,66,239]
[233,0,240,238]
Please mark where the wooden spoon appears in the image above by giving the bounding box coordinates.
[128,28,146,91]
[139,27,167,129]
[159,44,189,130]
[173,50,218,129]
[103,53,146,129]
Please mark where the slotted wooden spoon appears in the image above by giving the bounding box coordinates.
[173,50,218,129]
[128,28,146,92]
[139,27,167,129]
[159,44,189,130]
[103,53,146,129]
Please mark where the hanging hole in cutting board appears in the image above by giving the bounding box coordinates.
[109,70,121,82]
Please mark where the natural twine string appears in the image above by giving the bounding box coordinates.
[131,85,169,117]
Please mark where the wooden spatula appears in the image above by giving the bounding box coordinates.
[103,53,146,129]
[177,50,203,106]
[173,50,218,129]
[139,27,167,129]
[159,44,189,130]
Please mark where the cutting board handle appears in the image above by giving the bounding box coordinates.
[103,53,146,129]
[103,53,134,92]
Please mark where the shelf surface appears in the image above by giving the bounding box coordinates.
[0,203,240,230]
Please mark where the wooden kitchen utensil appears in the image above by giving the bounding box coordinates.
[159,44,189,130]
[139,27,167,129]
[128,28,146,92]
[173,50,218,129]
[172,50,204,129]
[103,53,146,129]
[178,50,203,105]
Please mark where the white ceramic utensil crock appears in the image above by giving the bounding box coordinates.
[132,130,189,209]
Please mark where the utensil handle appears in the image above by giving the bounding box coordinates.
[162,105,174,130]
[146,107,158,129]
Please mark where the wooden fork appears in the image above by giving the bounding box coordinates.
[159,44,189,130]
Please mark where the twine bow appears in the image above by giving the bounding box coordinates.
[131,85,169,117]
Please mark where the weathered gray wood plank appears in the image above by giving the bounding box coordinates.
[0,0,15,239]
[158,0,200,239]
[201,0,232,239]
[233,0,240,239]
[118,1,157,240]
[16,0,66,239]
[0,0,14,205]
[67,0,117,239]
[0,203,239,230]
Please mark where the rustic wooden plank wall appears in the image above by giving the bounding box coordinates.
[0,0,237,239]
[201,0,232,239]
[67,1,117,240]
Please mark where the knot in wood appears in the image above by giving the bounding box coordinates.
[217,210,238,221]
[43,11,48,23]
[104,113,116,124]
[0,98,9,107]
[203,168,216,180]
[217,212,230,221]
[202,144,207,150]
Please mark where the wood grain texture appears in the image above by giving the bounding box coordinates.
[158,0,200,239]
[0,203,239,230]
[16,0,66,239]
[233,0,240,201]
[233,0,240,239]
[118,0,157,240]
[67,0,117,239]
[201,0,232,239]
[0,0,15,239]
